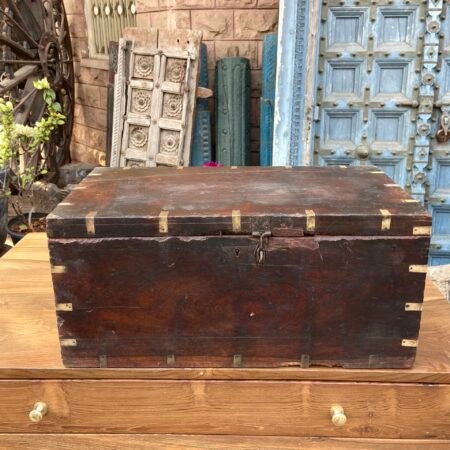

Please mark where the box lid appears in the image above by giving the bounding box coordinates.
[47,166,432,239]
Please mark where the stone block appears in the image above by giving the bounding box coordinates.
[58,162,98,188]
[135,0,160,13]
[234,9,278,39]
[31,182,66,213]
[258,0,279,7]
[63,0,84,15]
[216,0,257,7]
[67,14,87,38]
[159,0,215,8]
[70,142,106,166]
[75,83,108,110]
[191,10,233,40]
[150,10,191,28]
[215,41,258,68]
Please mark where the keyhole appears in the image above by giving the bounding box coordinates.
[234,248,240,258]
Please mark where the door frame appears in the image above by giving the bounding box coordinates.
[272,0,321,166]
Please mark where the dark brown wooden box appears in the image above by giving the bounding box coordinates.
[47,166,431,369]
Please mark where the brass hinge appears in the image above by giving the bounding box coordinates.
[56,303,73,312]
[405,303,423,312]
[402,339,418,348]
[413,226,432,236]
[409,265,428,273]
[60,339,77,347]
[51,265,67,274]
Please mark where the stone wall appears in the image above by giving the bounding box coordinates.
[64,0,279,165]
[64,0,109,166]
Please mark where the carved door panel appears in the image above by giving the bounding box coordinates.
[120,49,192,168]
[429,1,450,265]
[152,52,191,167]
[110,29,201,168]
[313,1,427,192]
[120,49,159,167]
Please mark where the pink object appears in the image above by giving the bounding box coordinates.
[203,162,224,167]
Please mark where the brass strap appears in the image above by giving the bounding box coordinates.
[306,210,316,233]
[85,211,97,236]
[413,226,432,236]
[232,210,241,232]
[405,303,423,312]
[409,265,427,273]
[56,303,73,312]
[159,211,169,234]
[380,209,392,231]
[402,339,418,348]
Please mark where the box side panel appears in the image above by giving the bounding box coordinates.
[48,235,429,368]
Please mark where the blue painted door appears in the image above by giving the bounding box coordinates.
[313,2,431,194]
[428,2,450,264]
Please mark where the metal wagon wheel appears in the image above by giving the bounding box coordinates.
[0,0,74,180]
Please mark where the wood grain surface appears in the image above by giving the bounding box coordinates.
[46,167,431,239]
[0,233,449,382]
[49,234,428,369]
[0,380,448,438]
[0,435,449,450]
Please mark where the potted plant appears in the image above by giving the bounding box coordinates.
[0,78,66,243]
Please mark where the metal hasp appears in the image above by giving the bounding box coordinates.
[191,43,212,166]
[215,57,251,166]
[260,33,277,166]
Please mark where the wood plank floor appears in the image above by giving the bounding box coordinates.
[0,435,449,450]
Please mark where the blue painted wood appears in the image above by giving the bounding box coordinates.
[197,42,209,111]
[191,110,212,166]
[260,33,277,167]
[426,0,448,265]
[313,2,425,193]
[215,57,251,166]
[273,0,311,166]
[190,42,212,166]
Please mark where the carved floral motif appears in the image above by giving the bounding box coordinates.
[163,94,183,119]
[132,89,152,114]
[135,55,154,79]
[126,159,145,167]
[160,130,180,153]
[166,59,186,83]
[130,126,148,148]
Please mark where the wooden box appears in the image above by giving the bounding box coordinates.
[47,167,431,369]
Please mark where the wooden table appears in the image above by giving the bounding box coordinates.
[0,233,449,449]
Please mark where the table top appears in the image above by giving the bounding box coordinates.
[0,233,449,383]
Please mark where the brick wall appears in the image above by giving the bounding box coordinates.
[64,0,279,166]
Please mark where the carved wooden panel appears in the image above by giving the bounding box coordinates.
[110,28,201,168]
